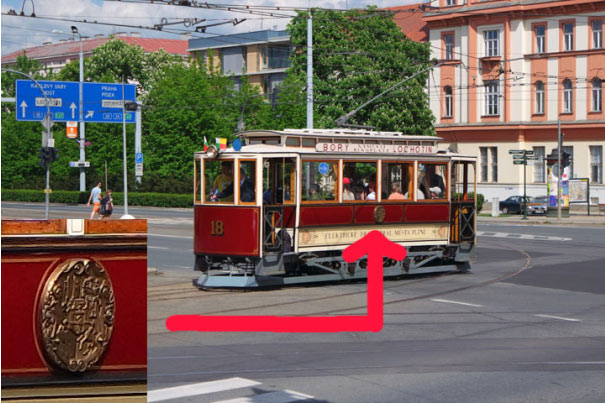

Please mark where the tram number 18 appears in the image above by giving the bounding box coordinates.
[210,220,224,236]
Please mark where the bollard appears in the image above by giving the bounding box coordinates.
[492,197,500,217]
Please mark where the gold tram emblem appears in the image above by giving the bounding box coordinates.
[38,259,115,373]
[373,206,386,223]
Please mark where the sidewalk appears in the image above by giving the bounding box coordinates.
[477,212,605,226]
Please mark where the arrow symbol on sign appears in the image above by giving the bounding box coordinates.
[70,102,77,119]
[20,100,27,118]
[85,111,94,119]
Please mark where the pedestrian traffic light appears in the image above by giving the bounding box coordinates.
[561,150,571,168]
[49,147,59,162]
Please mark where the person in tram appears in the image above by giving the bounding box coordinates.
[211,161,233,202]
[239,168,255,202]
[309,184,323,200]
[365,182,376,200]
[429,186,443,200]
[388,183,405,200]
[342,177,355,200]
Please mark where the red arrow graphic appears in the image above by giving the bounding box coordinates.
[166,230,407,333]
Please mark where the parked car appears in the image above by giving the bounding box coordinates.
[499,196,547,215]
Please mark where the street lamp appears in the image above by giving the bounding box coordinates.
[71,25,86,192]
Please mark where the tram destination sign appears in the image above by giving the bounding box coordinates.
[316,143,436,155]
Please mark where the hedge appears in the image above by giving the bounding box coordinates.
[1,189,193,208]
[2,188,484,211]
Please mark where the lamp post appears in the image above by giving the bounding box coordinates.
[71,26,86,192]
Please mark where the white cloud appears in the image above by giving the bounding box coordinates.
[2,0,422,56]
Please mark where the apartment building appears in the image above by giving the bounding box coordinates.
[187,30,291,96]
[1,33,189,74]
[424,0,605,202]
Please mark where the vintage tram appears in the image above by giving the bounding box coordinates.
[193,129,476,288]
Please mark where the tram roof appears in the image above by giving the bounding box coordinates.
[237,129,442,143]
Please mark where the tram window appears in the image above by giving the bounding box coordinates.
[418,163,447,200]
[302,138,316,147]
[285,137,300,146]
[263,158,296,205]
[342,161,377,201]
[302,161,338,202]
[239,160,256,204]
[381,162,413,200]
[204,160,234,203]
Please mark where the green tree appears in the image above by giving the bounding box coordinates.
[282,8,434,134]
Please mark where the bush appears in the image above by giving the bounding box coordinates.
[452,192,484,212]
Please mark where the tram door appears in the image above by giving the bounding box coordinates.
[262,157,297,253]
[450,161,476,243]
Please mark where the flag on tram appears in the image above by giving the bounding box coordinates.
[203,136,211,152]
[216,138,227,150]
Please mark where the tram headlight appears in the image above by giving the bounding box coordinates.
[206,145,218,159]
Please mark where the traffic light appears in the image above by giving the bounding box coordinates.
[49,147,59,163]
[562,151,571,168]
[124,101,138,111]
[38,147,49,168]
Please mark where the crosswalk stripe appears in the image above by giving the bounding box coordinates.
[213,389,315,403]
[148,377,261,402]
[477,231,571,241]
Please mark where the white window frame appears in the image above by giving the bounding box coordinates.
[533,146,546,183]
[444,34,454,60]
[535,81,544,114]
[590,146,603,184]
[592,78,602,112]
[446,0,456,6]
[444,86,453,117]
[535,26,545,54]
[563,23,574,51]
[484,80,500,116]
[563,79,573,113]
[483,29,500,57]
[593,20,603,49]
[480,147,498,183]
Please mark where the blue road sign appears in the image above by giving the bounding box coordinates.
[83,82,136,123]
[16,80,79,122]
[135,153,143,163]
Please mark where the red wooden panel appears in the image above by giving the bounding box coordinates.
[194,206,260,256]
[299,205,354,226]
[353,205,404,224]
[405,203,450,222]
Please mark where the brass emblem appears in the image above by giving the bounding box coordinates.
[38,259,115,373]
[373,206,386,223]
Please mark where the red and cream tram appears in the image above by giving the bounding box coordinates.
[193,129,476,288]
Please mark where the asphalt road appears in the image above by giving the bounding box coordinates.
[3,203,605,403]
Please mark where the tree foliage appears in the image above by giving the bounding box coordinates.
[282,8,434,134]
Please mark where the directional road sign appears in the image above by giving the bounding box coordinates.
[526,156,540,160]
[513,154,525,159]
[509,150,525,154]
[16,80,79,122]
[513,160,526,165]
[524,150,534,155]
[82,82,136,123]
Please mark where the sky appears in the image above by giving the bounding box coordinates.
[1,0,423,57]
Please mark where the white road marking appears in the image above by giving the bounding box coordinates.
[430,299,483,307]
[148,377,261,402]
[534,314,581,322]
[148,233,193,239]
[477,231,572,241]
[213,390,314,403]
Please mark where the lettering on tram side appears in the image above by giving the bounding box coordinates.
[299,224,448,247]
[315,143,436,155]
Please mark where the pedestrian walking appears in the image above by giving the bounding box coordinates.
[87,182,103,220]
[100,189,113,219]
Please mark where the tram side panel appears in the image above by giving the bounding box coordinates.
[194,205,261,264]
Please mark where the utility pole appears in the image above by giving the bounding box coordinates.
[557,119,562,222]
[71,26,87,192]
[306,3,313,129]
[121,78,133,219]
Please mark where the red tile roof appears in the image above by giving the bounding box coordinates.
[2,36,189,63]
[386,3,429,43]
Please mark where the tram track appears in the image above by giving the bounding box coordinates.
[147,240,532,333]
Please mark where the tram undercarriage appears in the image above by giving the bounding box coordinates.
[193,243,474,289]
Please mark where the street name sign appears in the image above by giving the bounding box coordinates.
[513,160,526,165]
[82,83,136,123]
[69,161,90,168]
[513,154,525,159]
[509,150,525,154]
[16,80,79,122]
[526,156,540,160]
